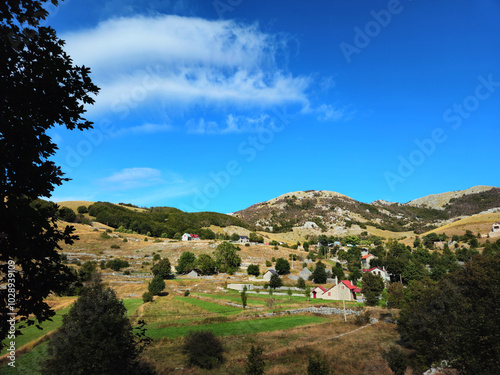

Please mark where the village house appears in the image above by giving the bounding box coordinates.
[310,279,362,301]
[181,233,200,241]
[238,235,250,244]
[361,254,377,269]
[299,267,313,280]
[363,267,390,282]
[262,269,279,281]
[490,222,500,238]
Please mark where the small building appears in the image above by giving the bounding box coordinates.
[310,280,361,301]
[227,284,253,292]
[186,270,199,278]
[310,285,327,299]
[263,269,279,281]
[299,267,313,280]
[182,233,200,241]
[238,235,250,244]
[361,254,377,269]
[490,222,500,238]
[363,267,390,282]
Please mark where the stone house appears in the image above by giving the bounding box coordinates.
[490,222,500,238]
[263,269,279,281]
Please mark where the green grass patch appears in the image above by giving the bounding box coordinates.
[1,306,72,351]
[174,297,241,315]
[146,315,329,340]
[1,341,48,375]
[123,298,143,316]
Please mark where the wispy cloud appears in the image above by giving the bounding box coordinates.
[100,167,164,190]
[62,15,310,113]
[110,123,174,137]
[302,103,355,122]
[186,114,277,135]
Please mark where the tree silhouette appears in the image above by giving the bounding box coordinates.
[0,0,99,346]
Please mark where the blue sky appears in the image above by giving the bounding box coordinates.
[47,0,500,213]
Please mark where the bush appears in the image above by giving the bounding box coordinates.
[307,354,331,375]
[110,244,120,249]
[275,258,291,275]
[354,308,371,326]
[247,264,260,276]
[148,275,165,295]
[245,345,265,375]
[382,346,407,375]
[123,270,130,275]
[58,206,76,222]
[296,277,306,289]
[123,238,128,242]
[77,205,88,214]
[100,232,111,239]
[184,289,190,297]
[106,259,129,271]
[183,331,224,369]
[142,292,154,303]
[106,229,112,233]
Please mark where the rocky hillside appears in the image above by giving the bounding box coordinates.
[406,185,495,209]
[234,187,500,234]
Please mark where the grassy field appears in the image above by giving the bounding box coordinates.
[146,315,329,340]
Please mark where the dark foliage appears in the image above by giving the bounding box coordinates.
[307,354,332,375]
[183,330,224,369]
[87,202,249,237]
[41,276,153,374]
[0,0,99,347]
[245,345,266,375]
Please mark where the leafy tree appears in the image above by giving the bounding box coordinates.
[78,261,97,282]
[77,205,88,214]
[245,345,266,375]
[106,258,129,271]
[305,286,311,300]
[247,264,260,276]
[58,206,76,222]
[148,275,165,295]
[183,330,224,369]
[214,241,241,274]
[275,257,291,275]
[151,257,172,279]
[41,276,152,374]
[231,232,240,242]
[401,260,428,284]
[142,291,154,303]
[1,2,99,340]
[312,261,327,284]
[361,272,385,306]
[382,346,408,375]
[348,266,362,284]
[296,277,306,289]
[196,254,216,275]
[307,354,331,375]
[331,262,345,280]
[386,282,405,309]
[241,286,248,309]
[269,273,282,289]
[176,251,196,274]
[397,254,500,373]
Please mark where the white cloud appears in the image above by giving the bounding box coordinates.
[110,123,174,137]
[186,114,277,134]
[302,103,355,122]
[100,167,163,190]
[62,15,310,113]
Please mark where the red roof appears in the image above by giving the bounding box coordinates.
[314,285,327,293]
[341,280,356,290]
[353,288,362,293]
[361,254,373,259]
[363,267,385,273]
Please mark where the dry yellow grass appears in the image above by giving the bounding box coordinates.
[423,212,500,237]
